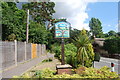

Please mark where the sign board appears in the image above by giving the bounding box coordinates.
[55,21,70,38]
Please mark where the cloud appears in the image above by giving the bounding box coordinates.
[107,25,111,27]
[116,22,120,32]
[51,0,97,30]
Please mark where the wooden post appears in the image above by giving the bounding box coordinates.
[61,39,65,65]
[14,40,17,66]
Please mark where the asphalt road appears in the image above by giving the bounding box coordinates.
[94,57,120,74]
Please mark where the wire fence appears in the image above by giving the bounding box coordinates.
[0,40,46,70]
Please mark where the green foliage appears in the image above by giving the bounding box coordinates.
[73,29,94,67]
[94,52,100,62]
[22,2,55,24]
[29,21,48,44]
[18,67,119,78]
[42,58,52,63]
[108,30,116,37]
[47,27,61,50]
[64,43,77,67]
[8,33,16,41]
[103,30,117,38]
[89,18,103,38]
[52,29,94,68]
[1,1,56,45]
[51,44,61,58]
[51,43,78,67]
[83,66,118,78]
[2,2,26,41]
[103,37,120,55]
[35,68,56,78]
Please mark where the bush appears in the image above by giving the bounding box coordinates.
[18,66,118,79]
[51,44,61,59]
[51,43,78,67]
[104,37,120,55]
[94,52,100,62]
[64,43,77,67]
[42,58,52,63]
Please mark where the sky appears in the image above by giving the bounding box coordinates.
[51,0,119,33]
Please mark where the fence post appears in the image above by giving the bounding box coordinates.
[40,44,42,55]
[25,41,27,61]
[31,43,32,59]
[36,44,38,57]
[0,41,2,79]
[45,44,46,54]
[14,40,17,66]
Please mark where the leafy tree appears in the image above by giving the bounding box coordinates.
[29,21,48,44]
[22,2,55,25]
[73,29,94,67]
[103,37,120,56]
[108,30,116,37]
[67,29,81,43]
[89,18,103,38]
[2,2,26,41]
[102,33,109,38]
[117,32,120,37]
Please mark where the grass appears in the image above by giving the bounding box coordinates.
[42,58,53,63]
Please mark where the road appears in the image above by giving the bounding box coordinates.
[94,57,120,74]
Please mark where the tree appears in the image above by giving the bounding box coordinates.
[2,2,26,41]
[117,32,120,37]
[29,21,48,44]
[103,37,120,56]
[108,30,116,37]
[22,2,55,25]
[89,18,103,38]
[74,29,94,67]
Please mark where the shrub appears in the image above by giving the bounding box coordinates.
[64,43,77,67]
[73,29,95,67]
[15,66,119,79]
[51,43,78,67]
[94,52,100,62]
[42,58,52,63]
[51,44,61,59]
[104,37,120,55]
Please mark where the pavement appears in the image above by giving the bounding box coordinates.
[1,53,54,78]
[94,57,120,74]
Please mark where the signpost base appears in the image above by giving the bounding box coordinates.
[56,64,72,75]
